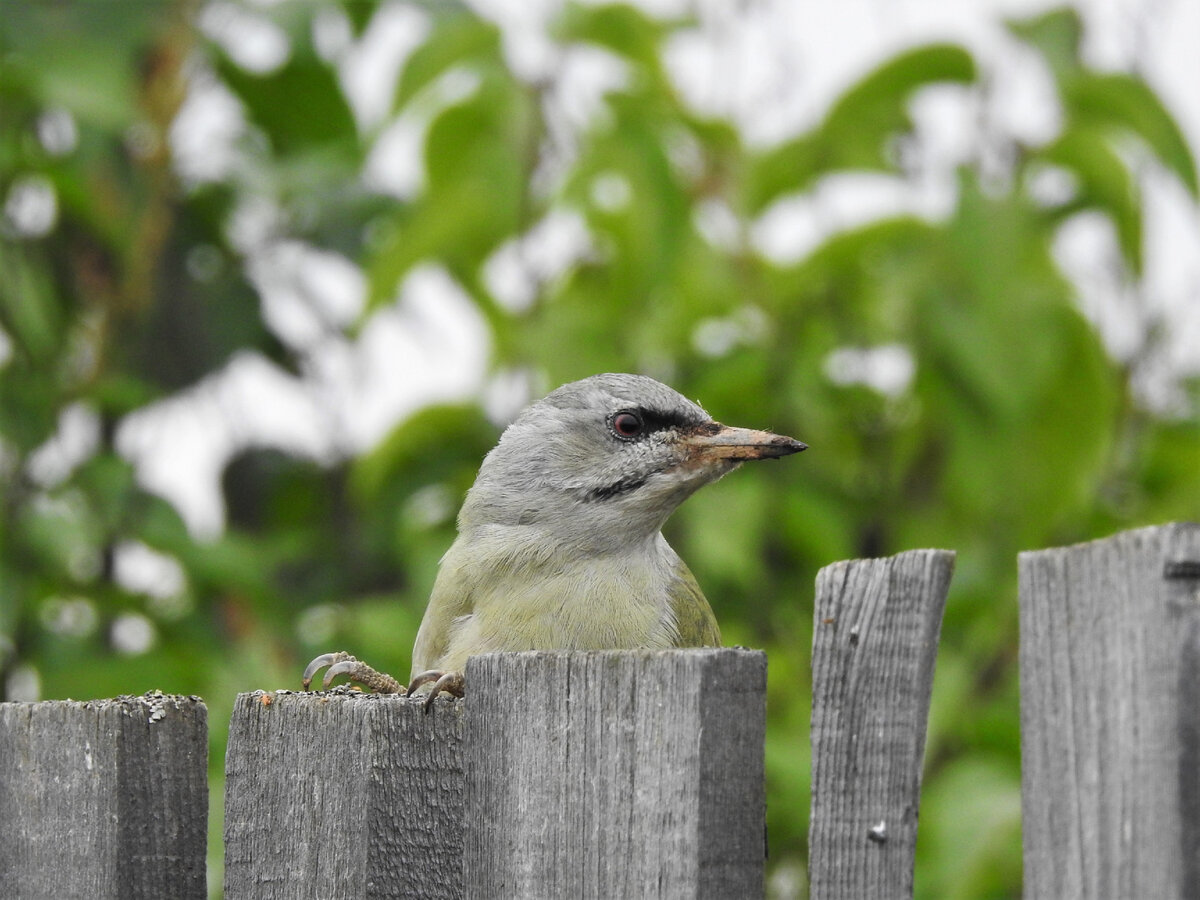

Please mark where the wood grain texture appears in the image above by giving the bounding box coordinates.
[1019,522,1200,899]
[463,649,766,899]
[223,690,464,900]
[808,549,955,900]
[0,692,208,899]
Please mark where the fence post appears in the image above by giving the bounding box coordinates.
[1018,521,1200,899]
[463,649,767,899]
[0,692,208,899]
[223,689,465,900]
[807,549,955,900]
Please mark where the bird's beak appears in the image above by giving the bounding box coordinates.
[682,423,807,464]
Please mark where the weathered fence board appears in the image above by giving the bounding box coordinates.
[223,689,465,900]
[1019,521,1200,900]
[463,649,767,899]
[0,692,208,900]
[807,549,955,900]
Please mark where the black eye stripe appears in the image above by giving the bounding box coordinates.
[609,406,699,441]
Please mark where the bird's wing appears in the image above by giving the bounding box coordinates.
[410,547,475,676]
[668,557,722,647]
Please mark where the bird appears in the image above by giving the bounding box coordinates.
[303,373,806,708]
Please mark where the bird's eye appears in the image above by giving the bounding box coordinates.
[610,411,644,439]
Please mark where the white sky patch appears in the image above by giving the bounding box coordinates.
[483,209,593,312]
[27,403,101,488]
[111,613,156,655]
[312,5,354,65]
[1053,212,1143,362]
[117,352,333,536]
[170,73,245,186]
[40,595,99,639]
[5,665,40,702]
[482,367,539,426]
[590,171,632,211]
[693,198,742,253]
[549,45,630,133]
[403,483,456,529]
[692,306,770,359]
[335,265,490,448]
[364,67,482,199]
[37,107,78,157]
[1142,170,1200,382]
[2,174,58,239]
[117,386,237,538]
[295,602,341,645]
[825,344,916,397]
[114,541,187,600]
[199,2,291,74]
[251,241,366,350]
[215,352,340,458]
[225,194,287,255]
[467,0,561,82]
[752,172,945,266]
[340,1,430,130]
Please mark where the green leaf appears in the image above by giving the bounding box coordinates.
[217,50,358,157]
[821,43,976,154]
[340,0,378,37]
[0,244,66,365]
[368,73,530,307]
[75,453,139,533]
[916,756,1023,899]
[1063,72,1199,197]
[555,3,681,73]
[1006,7,1083,78]
[746,44,976,211]
[393,11,503,112]
[0,1,159,131]
[1036,126,1142,271]
[351,403,496,503]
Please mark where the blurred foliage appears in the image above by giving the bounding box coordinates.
[1,2,1198,898]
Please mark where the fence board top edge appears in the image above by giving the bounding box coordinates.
[235,688,419,704]
[816,547,956,571]
[1017,520,1200,563]
[0,690,206,715]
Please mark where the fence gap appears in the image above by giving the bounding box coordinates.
[807,548,955,900]
[0,692,208,899]
[1018,521,1200,899]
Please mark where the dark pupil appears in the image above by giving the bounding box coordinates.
[614,412,641,436]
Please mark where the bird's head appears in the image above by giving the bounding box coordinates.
[459,374,805,552]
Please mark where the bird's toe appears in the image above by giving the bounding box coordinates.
[302,651,353,690]
[302,651,405,694]
[407,669,466,711]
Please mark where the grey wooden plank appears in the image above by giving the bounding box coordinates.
[1019,521,1200,900]
[1181,616,1200,898]
[222,689,464,900]
[807,549,955,900]
[462,649,767,899]
[0,692,208,900]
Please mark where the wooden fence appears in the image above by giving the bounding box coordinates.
[0,522,1197,898]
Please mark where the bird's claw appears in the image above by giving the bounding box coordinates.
[301,651,405,694]
[406,669,465,712]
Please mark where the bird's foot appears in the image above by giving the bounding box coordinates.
[406,669,465,712]
[302,652,406,694]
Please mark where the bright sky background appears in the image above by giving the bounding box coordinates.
[99,0,1200,536]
